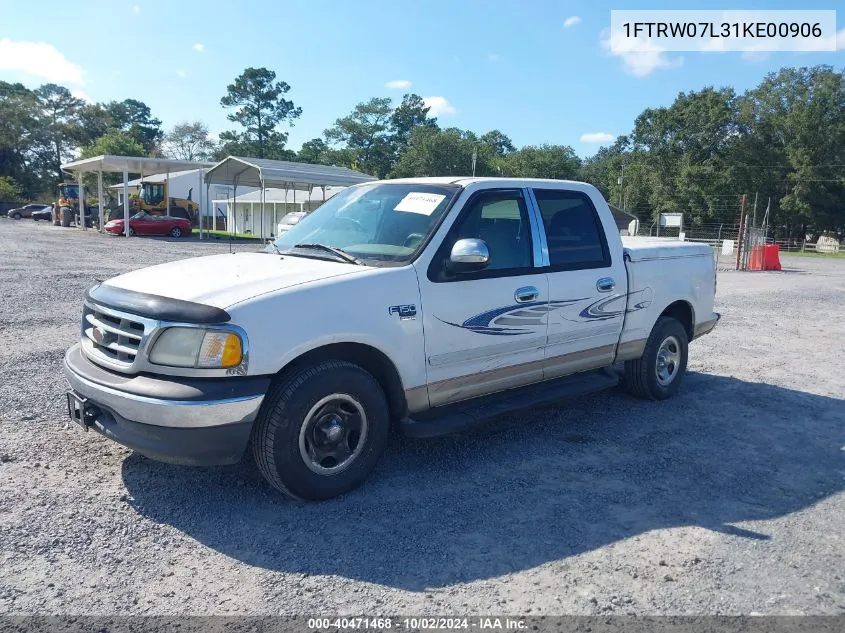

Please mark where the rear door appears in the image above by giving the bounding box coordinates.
[527,187,628,379]
[414,188,549,407]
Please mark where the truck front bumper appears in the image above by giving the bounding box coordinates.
[63,343,270,466]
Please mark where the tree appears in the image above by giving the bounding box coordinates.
[324,97,394,177]
[35,84,84,181]
[75,103,115,147]
[220,67,302,159]
[0,82,41,193]
[297,138,332,165]
[163,121,217,161]
[392,127,483,177]
[479,130,515,157]
[0,176,24,202]
[390,93,438,154]
[502,145,581,180]
[80,131,146,186]
[105,99,163,154]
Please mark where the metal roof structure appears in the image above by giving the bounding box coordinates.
[204,156,376,190]
[211,186,345,204]
[61,155,213,175]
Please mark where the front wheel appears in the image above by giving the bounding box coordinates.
[126,227,134,237]
[252,360,390,500]
[170,227,182,238]
[11,213,21,220]
[624,316,688,400]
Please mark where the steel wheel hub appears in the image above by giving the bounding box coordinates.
[655,335,681,386]
[299,394,368,475]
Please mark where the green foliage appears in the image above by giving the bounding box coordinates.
[580,66,845,238]
[79,131,146,187]
[34,84,85,181]
[324,97,395,177]
[104,99,164,154]
[1,64,844,237]
[0,81,42,193]
[501,145,581,180]
[0,176,24,202]
[392,127,482,177]
[220,67,302,159]
[390,94,438,154]
[297,138,332,165]
[80,130,145,159]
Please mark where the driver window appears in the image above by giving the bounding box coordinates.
[450,190,532,271]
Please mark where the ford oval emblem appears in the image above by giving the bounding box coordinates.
[91,327,105,344]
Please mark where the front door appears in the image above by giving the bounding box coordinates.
[527,187,628,379]
[415,189,549,407]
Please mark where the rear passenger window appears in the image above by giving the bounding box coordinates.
[532,189,610,269]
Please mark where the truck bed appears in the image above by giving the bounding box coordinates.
[621,237,713,262]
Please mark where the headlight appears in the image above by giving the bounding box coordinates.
[148,327,243,369]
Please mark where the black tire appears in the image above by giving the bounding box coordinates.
[170,226,182,238]
[252,360,390,500]
[624,316,688,400]
[126,227,134,237]
[11,213,21,220]
[60,207,72,227]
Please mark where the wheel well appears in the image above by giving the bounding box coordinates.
[660,301,694,340]
[279,343,407,420]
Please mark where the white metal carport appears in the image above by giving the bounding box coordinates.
[202,156,376,240]
[212,186,346,238]
[60,155,212,236]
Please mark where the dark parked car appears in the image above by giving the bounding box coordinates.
[31,206,55,221]
[6,203,50,220]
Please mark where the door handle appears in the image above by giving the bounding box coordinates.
[514,286,539,303]
[596,277,615,292]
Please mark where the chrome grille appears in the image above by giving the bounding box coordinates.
[81,302,155,372]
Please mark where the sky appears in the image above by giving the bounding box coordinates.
[1,0,843,157]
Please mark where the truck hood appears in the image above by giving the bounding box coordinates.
[103,252,365,309]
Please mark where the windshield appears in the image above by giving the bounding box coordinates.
[141,183,164,205]
[60,184,79,199]
[271,183,459,264]
[130,211,151,220]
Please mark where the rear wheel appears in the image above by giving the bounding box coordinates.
[624,316,688,400]
[60,207,72,227]
[170,226,182,238]
[252,360,390,500]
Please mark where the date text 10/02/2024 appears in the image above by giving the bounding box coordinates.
[307,617,528,630]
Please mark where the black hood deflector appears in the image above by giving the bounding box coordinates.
[86,283,231,324]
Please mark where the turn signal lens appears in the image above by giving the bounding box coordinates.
[197,331,242,368]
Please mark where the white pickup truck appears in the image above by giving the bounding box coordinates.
[64,178,719,500]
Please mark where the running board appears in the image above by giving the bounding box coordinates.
[401,368,621,439]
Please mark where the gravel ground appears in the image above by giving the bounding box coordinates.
[0,219,843,616]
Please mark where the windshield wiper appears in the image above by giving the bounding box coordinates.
[267,241,282,255]
[293,243,360,265]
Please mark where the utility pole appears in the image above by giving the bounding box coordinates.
[471,149,478,177]
[617,163,624,208]
[735,194,747,270]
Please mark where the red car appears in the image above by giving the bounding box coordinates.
[104,211,192,238]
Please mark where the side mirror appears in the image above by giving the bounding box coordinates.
[447,238,490,274]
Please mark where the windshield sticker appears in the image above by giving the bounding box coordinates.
[394,192,446,215]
